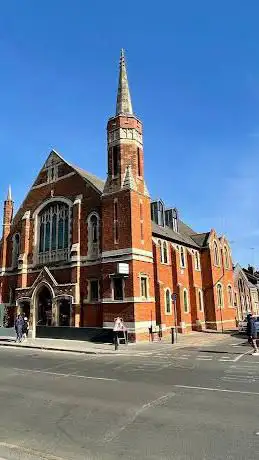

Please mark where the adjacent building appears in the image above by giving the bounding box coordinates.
[0,51,236,341]
[234,264,259,320]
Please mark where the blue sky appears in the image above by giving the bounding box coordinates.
[0,1,258,267]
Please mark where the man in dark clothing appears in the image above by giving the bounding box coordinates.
[249,315,259,355]
[247,314,252,343]
[15,315,25,343]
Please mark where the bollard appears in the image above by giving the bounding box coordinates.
[171,327,175,344]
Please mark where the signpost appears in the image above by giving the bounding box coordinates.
[171,293,178,343]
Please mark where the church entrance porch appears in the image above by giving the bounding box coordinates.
[18,301,31,319]
[37,285,53,327]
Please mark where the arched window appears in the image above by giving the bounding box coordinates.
[217,284,223,308]
[12,233,20,268]
[90,215,98,243]
[38,202,69,264]
[165,289,172,314]
[228,285,233,306]
[183,289,189,313]
[163,241,168,264]
[213,241,220,266]
[180,246,185,268]
[88,212,100,258]
[158,240,163,263]
[194,251,200,270]
[224,246,230,269]
[198,289,204,312]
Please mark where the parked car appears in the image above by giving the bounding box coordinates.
[238,316,259,333]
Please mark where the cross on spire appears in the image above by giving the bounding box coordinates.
[116,49,133,116]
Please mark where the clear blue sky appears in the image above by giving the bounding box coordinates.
[0,1,258,267]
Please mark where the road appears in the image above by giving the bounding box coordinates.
[0,334,258,459]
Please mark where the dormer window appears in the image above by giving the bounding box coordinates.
[165,208,178,232]
[151,200,165,227]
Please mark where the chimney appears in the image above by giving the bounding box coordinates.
[248,264,255,275]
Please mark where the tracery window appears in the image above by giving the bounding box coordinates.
[38,202,69,264]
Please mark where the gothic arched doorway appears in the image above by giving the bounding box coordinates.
[19,301,30,319]
[37,285,52,326]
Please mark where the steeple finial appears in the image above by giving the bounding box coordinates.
[7,185,12,201]
[116,49,133,116]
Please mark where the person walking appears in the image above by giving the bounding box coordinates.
[15,314,25,343]
[247,313,252,344]
[250,315,259,355]
[113,317,123,350]
[23,316,29,340]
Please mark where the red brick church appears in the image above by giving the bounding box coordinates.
[0,50,236,341]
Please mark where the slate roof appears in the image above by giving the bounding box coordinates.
[152,222,200,248]
[189,232,210,247]
[72,164,105,193]
[152,219,210,249]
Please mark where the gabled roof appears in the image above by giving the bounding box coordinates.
[8,150,105,229]
[71,164,105,193]
[189,232,210,247]
[49,150,105,194]
[243,268,259,285]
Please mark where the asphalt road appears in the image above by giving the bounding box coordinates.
[0,335,258,460]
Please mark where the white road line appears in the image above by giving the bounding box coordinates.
[219,358,236,362]
[103,392,175,443]
[196,358,212,361]
[13,367,118,382]
[222,376,257,382]
[0,442,65,460]
[174,384,259,396]
[196,355,211,358]
[232,350,251,362]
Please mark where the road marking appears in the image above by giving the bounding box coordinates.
[103,392,175,443]
[196,357,212,361]
[174,384,259,396]
[232,350,251,362]
[13,367,118,381]
[222,376,257,383]
[219,358,236,362]
[0,442,66,459]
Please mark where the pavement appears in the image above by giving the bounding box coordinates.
[0,328,237,355]
[0,333,258,459]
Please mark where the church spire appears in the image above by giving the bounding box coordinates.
[7,185,12,202]
[116,49,133,116]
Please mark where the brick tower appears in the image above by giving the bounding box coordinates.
[102,50,155,341]
[0,186,13,271]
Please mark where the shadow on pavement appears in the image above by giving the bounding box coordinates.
[0,338,16,343]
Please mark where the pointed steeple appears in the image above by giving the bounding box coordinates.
[116,49,133,116]
[7,185,12,202]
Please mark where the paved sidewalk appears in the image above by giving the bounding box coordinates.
[0,330,238,355]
